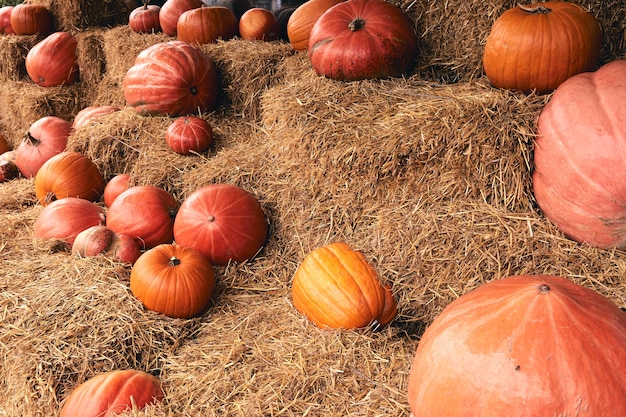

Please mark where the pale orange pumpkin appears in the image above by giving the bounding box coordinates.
[287,0,345,51]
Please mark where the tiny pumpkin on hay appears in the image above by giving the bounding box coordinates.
[165,115,213,155]
[291,241,397,330]
[25,31,80,87]
[483,2,602,94]
[130,243,216,318]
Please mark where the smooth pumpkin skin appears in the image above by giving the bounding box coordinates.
[103,173,131,208]
[177,6,238,45]
[483,2,601,94]
[287,0,345,51]
[130,243,215,318]
[532,60,626,249]
[9,3,53,36]
[291,242,397,329]
[0,6,15,34]
[25,32,79,87]
[72,225,141,264]
[33,198,106,246]
[60,369,164,417]
[159,0,202,36]
[408,275,626,417]
[239,7,280,41]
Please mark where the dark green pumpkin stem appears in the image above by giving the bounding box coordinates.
[518,4,551,14]
[348,17,366,32]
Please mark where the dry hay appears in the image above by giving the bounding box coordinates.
[0,34,38,82]
[28,0,132,30]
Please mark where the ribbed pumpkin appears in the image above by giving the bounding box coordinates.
[34,197,105,246]
[291,242,397,329]
[35,151,104,206]
[9,3,53,36]
[287,0,345,51]
[532,60,626,249]
[407,275,626,417]
[159,0,202,36]
[25,31,79,87]
[123,41,219,116]
[60,369,164,417]
[129,0,162,33]
[483,2,602,94]
[130,243,215,318]
[177,6,238,45]
[165,116,213,155]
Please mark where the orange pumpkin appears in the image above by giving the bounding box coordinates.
[291,242,397,329]
[103,173,131,208]
[34,197,106,246]
[130,243,215,318]
[159,0,203,36]
[0,6,15,34]
[177,6,238,45]
[287,0,345,51]
[165,116,213,155]
[73,105,120,129]
[129,0,162,33]
[407,275,626,416]
[9,3,53,36]
[239,7,280,41]
[25,31,79,87]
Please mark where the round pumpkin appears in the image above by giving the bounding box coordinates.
[35,151,105,206]
[34,197,105,246]
[291,241,397,329]
[177,6,237,45]
[106,185,179,250]
[15,116,72,179]
[239,7,280,41]
[173,183,268,265]
[307,0,418,81]
[73,225,141,264]
[73,105,120,129]
[159,0,202,36]
[407,275,626,416]
[103,173,131,208]
[9,3,53,36]
[0,151,19,183]
[130,243,215,318]
[287,0,345,51]
[165,116,213,155]
[129,1,162,33]
[532,60,626,249]
[60,369,164,417]
[0,6,15,34]
[25,31,80,87]
[124,41,219,116]
[483,2,602,94]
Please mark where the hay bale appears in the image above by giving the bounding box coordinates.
[0,34,38,82]
[28,0,133,30]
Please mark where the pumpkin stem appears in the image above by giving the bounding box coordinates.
[538,284,551,293]
[169,256,181,266]
[24,131,41,146]
[207,215,215,222]
[348,17,366,32]
[44,191,56,205]
[518,3,551,14]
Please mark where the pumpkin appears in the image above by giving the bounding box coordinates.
[0,152,19,183]
[0,6,15,34]
[173,183,269,265]
[291,242,397,329]
[239,7,280,41]
[72,225,141,264]
[0,133,9,154]
[532,60,626,249]
[287,0,345,51]
[15,116,72,179]
[177,6,237,44]
[25,31,79,87]
[130,243,215,318]
[308,0,418,81]
[73,105,120,129]
[165,116,213,155]
[124,41,219,116]
[483,2,602,94]
[129,0,162,33]
[34,197,105,246]
[407,275,626,417]
[60,369,164,417]
[9,3,53,36]
[106,185,179,250]
[103,173,131,208]
[159,0,202,36]
[35,151,105,206]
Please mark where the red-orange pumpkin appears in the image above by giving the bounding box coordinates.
[158,0,202,36]
[308,0,418,81]
[34,197,105,245]
[532,60,626,249]
[60,369,164,417]
[72,225,142,264]
[106,185,179,250]
[173,183,268,265]
[0,151,18,183]
[124,41,219,116]
[25,31,79,87]
[165,116,213,155]
[287,0,345,51]
[0,6,15,34]
[9,3,53,36]
[177,6,237,45]
[34,151,105,206]
[291,242,397,329]
[129,0,162,33]
[239,7,280,41]
[483,2,602,94]
[407,275,626,416]
[103,173,131,208]
[73,105,120,129]
[15,116,72,179]
[130,243,215,318]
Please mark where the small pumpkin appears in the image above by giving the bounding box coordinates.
[130,243,215,318]
[307,0,418,81]
[291,242,397,329]
[173,183,269,265]
[34,197,106,246]
[158,0,202,36]
[0,6,15,34]
[15,116,72,179]
[25,31,80,87]
[239,7,280,41]
[129,0,162,33]
[124,41,220,116]
[165,116,213,155]
[407,275,626,416]
[103,173,131,208]
[0,151,19,183]
[73,225,141,264]
[287,0,345,51]
[34,151,105,206]
[177,6,238,45]
[483,2,602,94]
[60,369,164,417]
[73,105,120,129]
[9,3,53,36]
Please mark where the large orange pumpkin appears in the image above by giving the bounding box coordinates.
[33,197,105,246]
[130,243,215,318]
[25,31,79,87]
[291,242,397,329]
[123,41,219,116]
[60,369,164,417]
[287,0,345,51]
[532,60,626,249]
[407,275,626,417]
[483,2,602,94]
[9,3,53,36]
[177,6,238,45]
